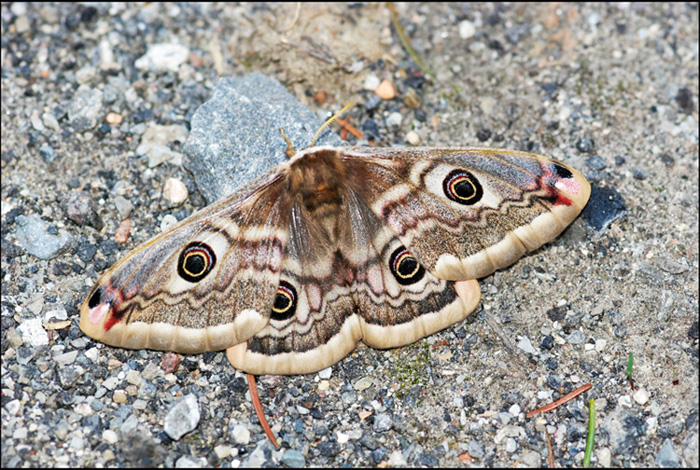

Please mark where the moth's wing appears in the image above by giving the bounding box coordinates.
[80,167,291,354]
[227,191,481,375]
[342,147,591,280]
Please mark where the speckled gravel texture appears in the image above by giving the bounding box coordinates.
[2,3,698,468]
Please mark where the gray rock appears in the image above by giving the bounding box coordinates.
[567,330,586,344]
[57,365,84,388]
[682,430,699,468]
[656,438,680,467]
[467,440,485,458]
[113,196,134,219]
[67,85,103,130]
[280,449,306,468]
[16,317,49,347]
[164,394,200,440]
[240,440,270,467]
[15,214,73,259]
[39,143,59,162]
[182,73,343,204]
[516,336,537,354]
[373,413,393,433]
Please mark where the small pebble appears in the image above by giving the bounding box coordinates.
[105,112,123,124]
[113,390,127,404]
[102,429,118,444]
[214,445,232,459]
[403,88,421,109]
[163,178,188,205]
[231,424,250,445]
[375,79,396,100]
[459,20,476,39]
[353,376,373,391]
[318,367,332,379]
[632,167,648,180]
[633,388,650,405]
[363,74,381,91]
[385,112,403,128]
[135,43,190,72]
[113,196,134,219]
[160,214,178,232]
[405,131,421,146]
[373,413,393,433]
[280,449,306,468]
[114,219,133,244]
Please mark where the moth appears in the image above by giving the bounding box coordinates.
[80,145,590,375]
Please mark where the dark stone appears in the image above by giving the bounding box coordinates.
[540,335,554,350]
[632,167,648,180]
[576,138,595,153]
[675,87,694,114]
[546,306,567,322]
[658,153,675,166]
[476,127,492,142]
[581,185,627,231]
[586,155,607,170]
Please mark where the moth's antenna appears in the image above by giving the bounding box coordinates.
[280,128,296,158]
[311,101,354,147]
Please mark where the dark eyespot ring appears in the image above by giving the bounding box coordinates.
[177,242,216,283]
[553,163,573,179]
[442,169,483,205]
[271,281,297,321]
[389,246,425,285]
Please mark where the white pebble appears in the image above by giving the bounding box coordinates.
[633,388,650,405]
[459,20,476,39]
[318,366,332,379]
[102,429,119,444]
[405,131,421,146]
[363,74,381,91]
[160,214,178,232]
[386,112,403,128]
[231,424,250,445]
[163,178,188,205]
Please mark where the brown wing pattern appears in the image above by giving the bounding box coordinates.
[80,166,291,353]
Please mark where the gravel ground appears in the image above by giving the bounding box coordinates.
[2,3,698,468]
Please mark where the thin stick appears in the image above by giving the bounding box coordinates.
[247,374,280,448]
[583,398,596,466]
[281,2,302,33]
[544,426,556,468]
[387,2,433,79]
[526,383,592,418]
[335,117,364,140]
[626,353,635,390]
[481,309,528,372]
